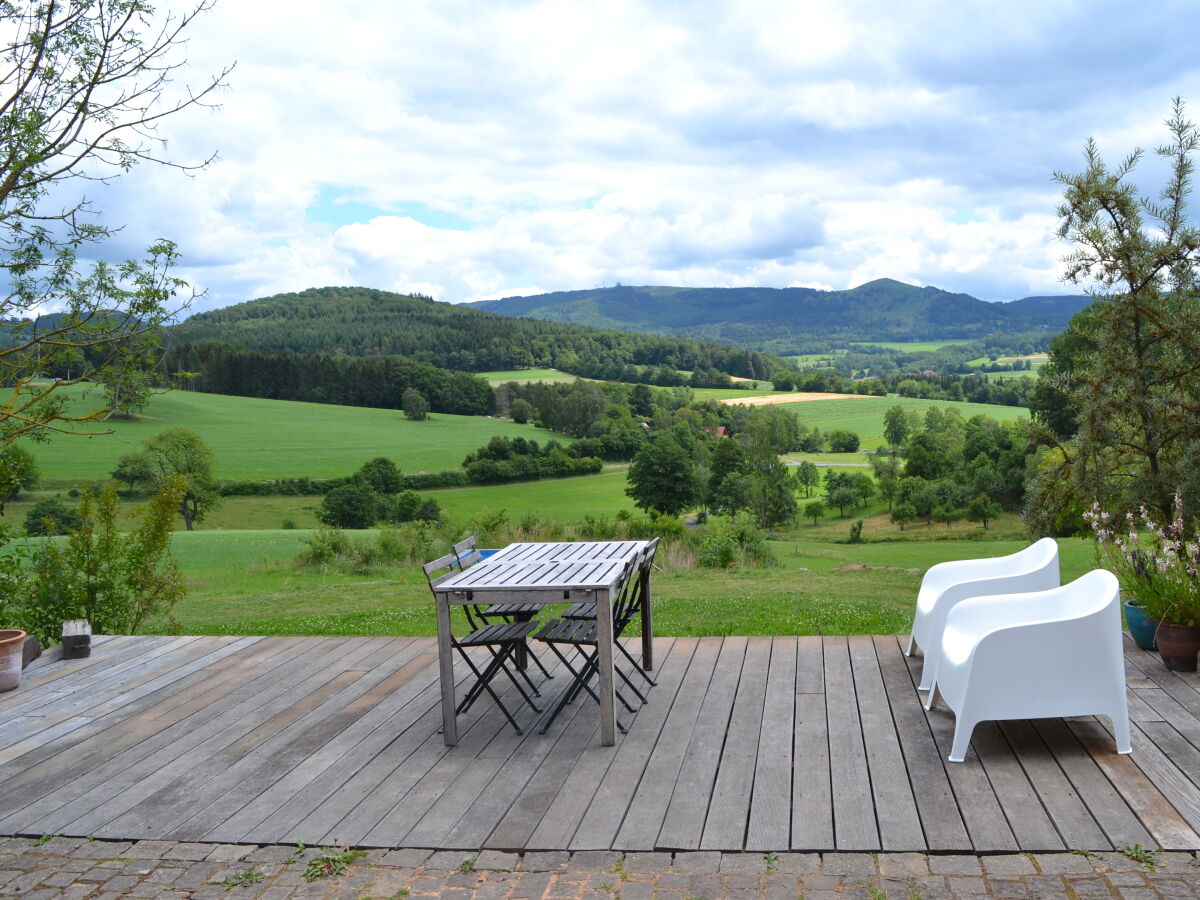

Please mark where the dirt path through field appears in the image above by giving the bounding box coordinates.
[719,391,876,406]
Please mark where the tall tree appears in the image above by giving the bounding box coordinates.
[883,404,914,450]
[625,434,699,517]
[402,388,430,421]
[139,427,219,530]
[1027,100,1200,531]
[0,1,229,445]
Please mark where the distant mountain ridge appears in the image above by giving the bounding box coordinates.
[469,279,1092,351]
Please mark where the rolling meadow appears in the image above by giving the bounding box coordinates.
[12,380,1060,639]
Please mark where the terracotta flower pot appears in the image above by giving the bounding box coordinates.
[1156,623,1200,672]
[0,629,27,692]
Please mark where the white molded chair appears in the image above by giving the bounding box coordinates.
[907,537,1060,691]
[925,569,1131,763]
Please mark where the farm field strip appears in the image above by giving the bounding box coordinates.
[26,388,568,481]
[477,368,578,385]
[777,396,1028,447]
[719,391,874,406]
[848,339,976,352]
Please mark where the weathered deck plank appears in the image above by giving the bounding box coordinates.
[791,636,832,850]
[655,636,745,851]
[873,636,968,850]
[744,636,796,851]
[848,636,923,851]
[612,638,713,852]
[2,633,1198,852]
[823,635,878,851]
[699,635,771,850]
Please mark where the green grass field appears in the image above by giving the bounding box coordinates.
[766,396,1028,448]
[429,468,636,522]
[6,467,638,532]
[849,340,975,352]
[148,528,1096,637]
[478,368,578,385]
[27,388,567,482]
[783,451,873,467]
[10,384,1059,639]
[785,351,848,366]
[965,354,1049,382]
[691,387,779,401]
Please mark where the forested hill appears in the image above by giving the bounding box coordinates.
[470,280,1092,352]
[169,286,783,380]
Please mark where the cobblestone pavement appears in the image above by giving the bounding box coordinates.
[1,837,1199,899]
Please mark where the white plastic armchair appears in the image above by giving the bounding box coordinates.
[907,537,1060,691]
[925,569,1131,763]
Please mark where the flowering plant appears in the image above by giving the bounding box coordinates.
[1083,496,1200,626]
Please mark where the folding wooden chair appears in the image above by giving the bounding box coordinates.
[560,537,658,688]
[452,535,553,680]
[425,553,542,735]
[533,545,658,734]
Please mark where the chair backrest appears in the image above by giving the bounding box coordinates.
[423,552,461,599]
[979,536,1058,581]
[424,551,485,633]
[453,535,482,570]
[1013,536,1059,571]
[1042,568,1120,622]
[613,557,642,626]
[614,540,658,630]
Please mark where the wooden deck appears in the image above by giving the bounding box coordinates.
[2,633,1200,853]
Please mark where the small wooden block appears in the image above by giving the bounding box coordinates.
[62,619,92,659]
[21,634,40,669]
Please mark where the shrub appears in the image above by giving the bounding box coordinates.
[354,457,402,495]
[296,526,351,566]
[403,388,430,421]
[23,498,82,536]
[509,397,534,423]
[415,498,441,522]
[827,429,861,453]
[695,513,777,569]
[17,480,188,646]
[317,484,378,529]
[294,521,451,572]
[400,471,470,490]
[220,476,342,497]
[697,530,739,568]
[379,490,421,523]
[0,444,38,510]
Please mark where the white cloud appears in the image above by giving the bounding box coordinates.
[80,0,1200,314]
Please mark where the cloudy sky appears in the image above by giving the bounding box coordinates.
[81,0,1200,314]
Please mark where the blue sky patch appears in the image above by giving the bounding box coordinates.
[309,188,472,231]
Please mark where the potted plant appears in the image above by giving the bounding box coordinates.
[0,628,26,691]
[1123,595,1158,651]
[1086,496,1200,671]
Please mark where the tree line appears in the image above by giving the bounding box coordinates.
[160,343,496,415]
[167,286,784,381]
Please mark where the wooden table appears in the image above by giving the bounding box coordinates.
[432,540,654,746]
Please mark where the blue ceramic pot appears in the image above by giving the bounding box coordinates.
[1124,598,1158,651]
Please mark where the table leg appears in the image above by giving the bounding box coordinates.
[436,595,458,746]
[640,562,654,671]
[594,588,617,745]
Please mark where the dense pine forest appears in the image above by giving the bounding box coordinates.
[168,286,784,380]
[160,344,496,415]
